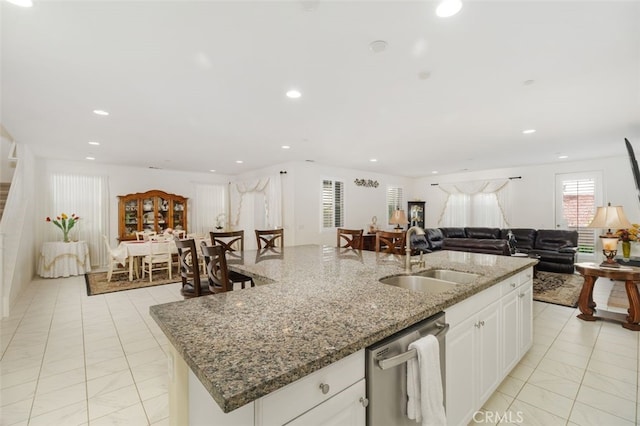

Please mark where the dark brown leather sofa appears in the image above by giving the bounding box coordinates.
[419,227,578,273]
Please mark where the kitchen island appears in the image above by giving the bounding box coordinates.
[150,245,536,425]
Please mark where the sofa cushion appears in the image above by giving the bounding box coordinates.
[425,228,444,250]
[440,227,467,238]
[409,233,431,254]
[534,229,578,251]
[529,249,575,264]
[465,227,501,239]
[500,228,537,251]
[442,238,510,256]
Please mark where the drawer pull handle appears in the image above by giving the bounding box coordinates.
[519,293,526,298]
[360,397,369,408]
[319,383,330,394]
[510,282,516,288]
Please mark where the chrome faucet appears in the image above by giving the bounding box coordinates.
[406,226,426,272]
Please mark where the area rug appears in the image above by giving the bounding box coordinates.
[85,269,181,296]
[533,271,584,308]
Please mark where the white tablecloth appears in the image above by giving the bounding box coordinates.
[37,241,91,278]
[116,237,206,281]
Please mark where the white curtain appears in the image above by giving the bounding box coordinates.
[437,179,510,227]
[231,173,283,249]
[40,173,109,267]
[192,183,226,235]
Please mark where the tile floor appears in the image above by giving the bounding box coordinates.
[1,275,638,425]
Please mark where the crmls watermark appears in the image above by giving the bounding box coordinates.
[472,410,524,423]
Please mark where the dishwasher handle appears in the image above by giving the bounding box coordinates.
[377,321,449,371]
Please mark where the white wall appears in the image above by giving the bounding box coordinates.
[1,137,16,182]
[412,155,640,229]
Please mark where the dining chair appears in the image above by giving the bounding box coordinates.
[172,229,186,239]
[210,230,255,288]
[200,242,232,293]
[141,241,172,282]
[375,230,406,255]
[135,230,157,241]
[175,238,212,298]
[337,228,364,249]
[149,234,170,242]
[255,228,284,249]
[102,235,131,282]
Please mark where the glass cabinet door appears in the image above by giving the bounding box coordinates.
[124,200,139,238]
[157,196,169,233]
[173,200,185,232]
[142,197,155,232]
[408,201,425,229]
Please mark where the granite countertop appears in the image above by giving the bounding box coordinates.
[150,245,537,413]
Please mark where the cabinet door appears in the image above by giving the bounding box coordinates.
[446,315,477,426]
[123,199,140,239]
[157,196,169,233]
[141,197,155,232]
[518,281,533,355]
[173,199,186,232]
[501,291,519,375]
[477,300,501,405]
[286,379,365,426]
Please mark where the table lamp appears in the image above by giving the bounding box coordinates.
[587,203,632,267]
[390,209,409,231]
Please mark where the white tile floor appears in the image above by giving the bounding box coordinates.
[1,275,638,425]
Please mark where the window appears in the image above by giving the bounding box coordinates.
[387,186,403,224]
[560,177,598,254]
[322,179,344,228]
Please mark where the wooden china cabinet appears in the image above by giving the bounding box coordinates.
[118,190,188,241]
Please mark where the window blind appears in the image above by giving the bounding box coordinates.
[322,179,344,228]
[387,186,403,224]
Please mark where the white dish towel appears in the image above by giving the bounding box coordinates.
[406,334,447,426]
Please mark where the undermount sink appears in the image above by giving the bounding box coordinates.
[416,269,479,284]
[379,269,480,295]
[379,275,460,295]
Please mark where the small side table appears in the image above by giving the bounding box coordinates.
[37,241,91,278]
[575,262,640,330]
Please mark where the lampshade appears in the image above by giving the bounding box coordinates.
[389,209,409,226]
[587,204,632,229]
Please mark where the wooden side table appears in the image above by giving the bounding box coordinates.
[575,262,640,330]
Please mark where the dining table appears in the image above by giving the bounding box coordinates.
[115,236,207,281]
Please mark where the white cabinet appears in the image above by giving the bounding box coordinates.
[258,350,364,426]
[446,298,501,426]
[286,379,366,426]
[445,268,533,426]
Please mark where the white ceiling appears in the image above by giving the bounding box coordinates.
[2,0,640,177]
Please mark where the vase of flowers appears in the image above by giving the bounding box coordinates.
[46,213,80,242]
[616,224,640,260]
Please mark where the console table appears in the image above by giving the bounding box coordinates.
[575,262,640,330]
[37,241,91,278]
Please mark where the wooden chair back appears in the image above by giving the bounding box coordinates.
[210,230,245,252]
[337,228,364,249]
[136,231,157,241]
[255,228,284,249]
[375,230,406,255]
[175,238,211,298]
[200,242,231,293]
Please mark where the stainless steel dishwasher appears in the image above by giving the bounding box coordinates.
[365,312,449,426]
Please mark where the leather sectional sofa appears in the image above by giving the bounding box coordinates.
[414,227,579,273]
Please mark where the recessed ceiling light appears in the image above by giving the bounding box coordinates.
[436,0,462,18]
[209,169,216,173]
[558,155,569,159]
[286,90,301,99]
[6,0,33,7]
[93,109,109,116]
[432,171,439,174]
[282,145,291,149]
[86,156,95,161]
[88,141,100,146]
[369,40,387,53]
[370,159,378,162]
[236,160,243,164]
[522,129,536,134]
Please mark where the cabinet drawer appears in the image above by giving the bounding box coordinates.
[259,350,364,426]
[500,268,534,296]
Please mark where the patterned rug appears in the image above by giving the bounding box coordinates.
[533,271,584,307]
[85,269,181,296]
